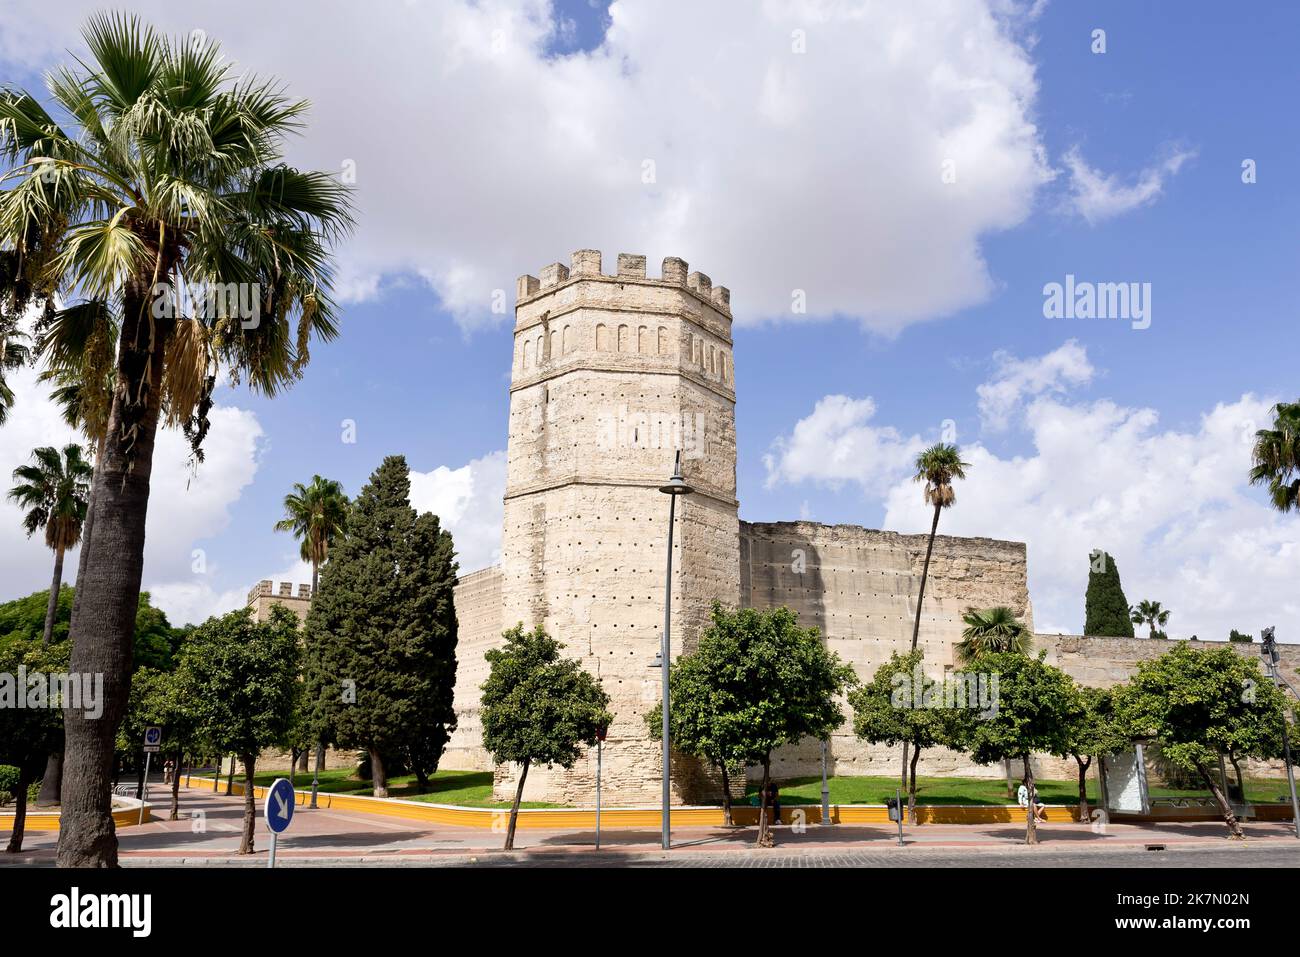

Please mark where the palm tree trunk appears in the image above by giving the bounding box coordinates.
[901,502,943,807]
[57,293,169,868]
[504,758,529,851]
[311,560,319,598]
[370,749,388,799]
[43,546,64,645]
[911,502,943,650]
[34,751,62,807]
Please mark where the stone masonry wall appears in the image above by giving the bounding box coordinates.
[741,521,1034,782]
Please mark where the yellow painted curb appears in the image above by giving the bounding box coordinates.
[182,774,1089,828]
[1,802,152,833]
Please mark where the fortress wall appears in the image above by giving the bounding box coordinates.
[441,565,502,771]
[741,521,1033,781]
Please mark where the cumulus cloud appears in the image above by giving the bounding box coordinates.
[763,395,923,494]
[0,0,1051,333]
[410,449,507,573]
[977,338,1095,431]
[769,343,1299,640]
[1063,145,1195,224]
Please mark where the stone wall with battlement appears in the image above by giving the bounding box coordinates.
[246,580,313,624]
[742,521,1034,782]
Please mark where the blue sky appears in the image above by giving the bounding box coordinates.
[0,0,1296,638]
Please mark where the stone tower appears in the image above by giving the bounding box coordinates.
[495,249,740,804]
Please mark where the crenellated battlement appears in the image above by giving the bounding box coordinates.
[516,249,731,316]
[246,579,312,611]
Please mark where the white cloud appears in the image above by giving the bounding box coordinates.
[763,395,923,494]
[770,344,1300,640]
[977,338,1094,431]
[410,449,507,573]
[0,366,268,626]
[1063,145,1195,224]
[0,0,1051,334]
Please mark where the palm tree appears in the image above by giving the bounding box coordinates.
[8,444,93,643]
[0,13,353,865]
[1250,401,1300,513]
[909,443,970,650]
[1130,599,1171,640]
[274,475,349,595]
[900,443,969,799]
[955,606,1031,664]
[0,321,30,425]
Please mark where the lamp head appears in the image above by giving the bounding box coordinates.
[659,449,695,496]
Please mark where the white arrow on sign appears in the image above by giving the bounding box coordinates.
[273,790,290,820]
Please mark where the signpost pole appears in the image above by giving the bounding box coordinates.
[268,831,278,869]
[139,751,151,826]
[596,738,602,851]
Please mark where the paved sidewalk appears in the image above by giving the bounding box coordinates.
[4,785,1298,866]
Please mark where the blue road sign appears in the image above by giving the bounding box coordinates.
[264,778,296,834]
[143,726,162,752]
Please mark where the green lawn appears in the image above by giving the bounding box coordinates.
[737,775,1294,807]
[193,767,562,809]
[191,767,1294,810]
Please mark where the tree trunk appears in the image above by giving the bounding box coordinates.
[719,760,734,827]
[34,749,62,807]
[169,750,182,821]
[1198,764,1245,839]
[288,749,297,789]
[57,295,169,868]
[910,502,943,651]
[225,755,235,795]
[1023,754,1038,845]
[504,758,529,851]
[1076,755,1091,822]
[297,750,309,774]
[4,766,31,853]
[1005,758,1016,798]
[901,502,942,800]
[1228,753,1247,803]
[42,546,64,645]
[370,749,388,799]
[238,754,256,854]
[757,756,774,848]
[907,742,921,825]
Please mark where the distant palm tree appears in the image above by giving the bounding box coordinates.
[1130,600,1171,640]
[909,443,970,651]
[8,444,93,643]
[900,443,969,800]
[274,475,349,595]
[1250,401,1300,514]
[955,606,1031,663]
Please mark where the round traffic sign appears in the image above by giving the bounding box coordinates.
[264,777,296,834]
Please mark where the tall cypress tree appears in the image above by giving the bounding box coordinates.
[1083,550,1134,637]
[304,455,458,797]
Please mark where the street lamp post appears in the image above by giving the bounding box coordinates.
[820,738,831,825]
[658,450,693,851]
[1261,626,1300,839]
[595,723,607,850]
